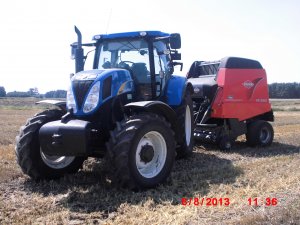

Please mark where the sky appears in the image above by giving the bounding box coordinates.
[0,0,300,94]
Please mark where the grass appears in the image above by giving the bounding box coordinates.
[0,98,300,224]
[270,99,300,111]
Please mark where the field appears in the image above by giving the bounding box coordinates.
[0,97,300,224]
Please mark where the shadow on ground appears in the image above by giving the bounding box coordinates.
[23,151,242,216]
[196,141,300,157]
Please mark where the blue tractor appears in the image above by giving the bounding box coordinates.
[15,27,194,189]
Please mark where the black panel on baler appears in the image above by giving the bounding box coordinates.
[189,75,217,100]
[219,57,263,69]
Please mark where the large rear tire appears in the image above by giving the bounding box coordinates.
[175,91,194,158]
[246,120,274,147]
[106,113,175,190]
[15,109,85,180]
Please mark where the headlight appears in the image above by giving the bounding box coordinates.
[83,81,100,113]
[67,85,77,113]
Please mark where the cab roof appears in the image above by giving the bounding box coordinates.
[92,31,170,41]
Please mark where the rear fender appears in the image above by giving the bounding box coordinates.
[166,75,193,106]
[124,101,181,141]
[36,100,67,112]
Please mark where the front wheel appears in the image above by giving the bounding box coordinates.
[107,113,175,189]
[15,109,85,180]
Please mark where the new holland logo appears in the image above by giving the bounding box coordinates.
[243,80,254,89]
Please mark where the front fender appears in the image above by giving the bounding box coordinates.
[124,101,180,139]
[36,100,66,112]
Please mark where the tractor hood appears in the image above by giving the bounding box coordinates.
[68,69,134,115]
[72,69,114,81]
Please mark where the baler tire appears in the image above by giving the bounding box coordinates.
[15,109,85,180]
[218,135,232,151]
[246,120,274,147]
[106,113,175,190]
[175,91,194,159]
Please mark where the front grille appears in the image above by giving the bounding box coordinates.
[72,80,94,110]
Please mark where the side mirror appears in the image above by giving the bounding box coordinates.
[170,33,181,49]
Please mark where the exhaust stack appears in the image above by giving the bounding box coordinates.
[74,26,84,73]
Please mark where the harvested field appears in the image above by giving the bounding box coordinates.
[0,98,299,224]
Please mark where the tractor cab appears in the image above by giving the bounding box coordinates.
[72,29,182,101]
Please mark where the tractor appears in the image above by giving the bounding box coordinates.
[15,27,274,190]
[15,27,194,189]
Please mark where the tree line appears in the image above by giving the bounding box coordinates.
[268,82,300,99]
[0,83,300,99]
[0,86,66,98]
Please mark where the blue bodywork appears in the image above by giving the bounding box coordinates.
[71,69,134,116]
[70,30,186,115]
[166,75,187,106]
[93,31,170,41]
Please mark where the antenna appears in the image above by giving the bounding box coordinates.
[105,8,112,34]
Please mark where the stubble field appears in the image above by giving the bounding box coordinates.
[0,97,299,224]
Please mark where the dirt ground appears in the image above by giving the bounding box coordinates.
[0,98,299,224]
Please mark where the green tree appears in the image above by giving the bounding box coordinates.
[0,86,6,97]
[45,90,67,98]
[28,87,39,97]
[268,83,300,98]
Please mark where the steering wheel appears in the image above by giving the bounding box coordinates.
[118,61,134,70]
[119,61,134,66]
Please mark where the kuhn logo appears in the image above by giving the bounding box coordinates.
[243,80,254,89]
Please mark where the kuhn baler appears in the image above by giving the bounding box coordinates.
[188,57,274,150]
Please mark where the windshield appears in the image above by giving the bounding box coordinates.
[96,39,171,98]
[98,39,149,70]
[97,39,170,74]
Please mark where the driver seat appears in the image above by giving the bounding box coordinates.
[130,63,152,100]
[131,63,149,83]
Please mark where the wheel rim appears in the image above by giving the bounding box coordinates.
[225,141,231,149]
[259,127,271,144]
[135,131,167,178]
[185,105,192,146]
[40,149,75,169]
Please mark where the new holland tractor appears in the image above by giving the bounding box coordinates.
[15,27,274,189]
[16,27,194,189]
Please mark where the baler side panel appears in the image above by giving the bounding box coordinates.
[211,68,271,121]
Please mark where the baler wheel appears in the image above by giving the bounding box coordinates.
[246,120,274,147]
[219,135,232,151]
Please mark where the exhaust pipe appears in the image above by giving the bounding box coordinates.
[74,26,82,49]
[74,26,84,73]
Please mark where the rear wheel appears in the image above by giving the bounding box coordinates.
[106,113,175,190]
[246,120,274,147]
[176,91,194,158]
[15,109,85,180]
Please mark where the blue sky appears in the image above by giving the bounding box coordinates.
[1,0,300,93]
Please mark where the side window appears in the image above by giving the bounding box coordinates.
[154,49,166,74]
[153,41,170,96]
[84,49,95,70]
[98,45,112,69]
